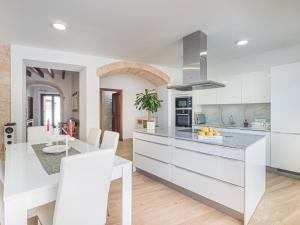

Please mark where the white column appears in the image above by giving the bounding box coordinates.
[122,163,132,225]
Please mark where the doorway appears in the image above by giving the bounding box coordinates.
[100,88,123,140]
[41,94,61,128]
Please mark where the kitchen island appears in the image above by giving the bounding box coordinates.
[133,128,266,225]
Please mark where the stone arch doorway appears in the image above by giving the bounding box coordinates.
[97,61,170,86]
[97,61,171,141]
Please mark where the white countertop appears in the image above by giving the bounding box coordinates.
[135,128,266,149]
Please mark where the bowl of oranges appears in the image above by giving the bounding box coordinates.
[198,127,222,140]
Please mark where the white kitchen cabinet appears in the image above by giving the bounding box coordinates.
[172,166,244,213]
[242,72,271,103]
[173,147,245,187]
[193,89,217,105]
[133,131,266,224]
[134,139,171,163]
[134,153,172,181]
[271,63,300,133]
[270,63,300,173]
[216,75,242,104]
[271,132,300,173]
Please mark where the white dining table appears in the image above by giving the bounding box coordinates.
[3,138,132,225]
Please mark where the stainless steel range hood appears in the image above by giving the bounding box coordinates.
[168,31,225,91]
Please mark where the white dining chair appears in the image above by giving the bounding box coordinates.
[27,126,49,143]
[37,149,115,225]
[87,128,102,147]
[100,131,119,153]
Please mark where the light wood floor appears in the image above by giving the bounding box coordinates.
[30,140,300,225]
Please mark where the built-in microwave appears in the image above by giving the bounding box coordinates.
[175,97,192,109]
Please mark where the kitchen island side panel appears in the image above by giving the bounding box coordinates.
[244,137,266,225]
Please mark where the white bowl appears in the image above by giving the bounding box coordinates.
[43,145,70,154]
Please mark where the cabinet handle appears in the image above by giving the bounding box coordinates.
[174,165,243,188]
[134,138,169,146]
[174,146,243,162]
[134,153,169,164]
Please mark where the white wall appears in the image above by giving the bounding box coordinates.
[100,74,156,139]
[11,45,182,142]
[209,44,300,78]
[11,45,115,142]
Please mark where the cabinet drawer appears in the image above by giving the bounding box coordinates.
[173,147,219,179]
[133,132,169,145]
[133,139,171,163]
[172,166,244,213]
[173,139,244,161]
[134,153,171,181]
[219,156,244,187]
[173,148,244,187]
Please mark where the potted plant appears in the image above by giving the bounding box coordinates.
[134,89,162,130]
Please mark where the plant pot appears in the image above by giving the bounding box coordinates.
[147,121,156,130]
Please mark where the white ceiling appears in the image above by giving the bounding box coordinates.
[1,0,300,67]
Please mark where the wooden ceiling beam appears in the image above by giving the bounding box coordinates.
[26,69,31,77]
[62,70,66,79]
[34,67,44,78]
[48,69,55,79]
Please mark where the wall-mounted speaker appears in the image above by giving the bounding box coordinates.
[4,123,16,147]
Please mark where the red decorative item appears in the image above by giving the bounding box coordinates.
[47,119,50,132]
[68,120,73,137]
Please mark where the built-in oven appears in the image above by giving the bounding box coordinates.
[175,96,192,127]
[175,97,192,109]
[176,109,192,127]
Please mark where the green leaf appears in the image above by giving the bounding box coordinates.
[134,89,163,115]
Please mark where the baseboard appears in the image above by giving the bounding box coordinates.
[268,167,300,180]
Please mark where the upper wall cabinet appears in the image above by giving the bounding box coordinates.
[216,75,242,104]
[191,72,271,106]
[193,89,217,106]
[242,72,271,103]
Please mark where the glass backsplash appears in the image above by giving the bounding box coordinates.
[195,103,270,126]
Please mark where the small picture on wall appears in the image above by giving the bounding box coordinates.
[72,91,79,112]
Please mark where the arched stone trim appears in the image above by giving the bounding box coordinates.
[27,80,66,123]
[97,61,170,86]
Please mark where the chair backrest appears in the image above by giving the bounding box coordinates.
[53,149,115,225]
[100,131,119,153]
[87,128,101,147]
[27,126,48,143]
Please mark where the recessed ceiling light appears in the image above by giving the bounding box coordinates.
[236,40,248,46]
[200,51,207,56]
[52,23,66,31]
